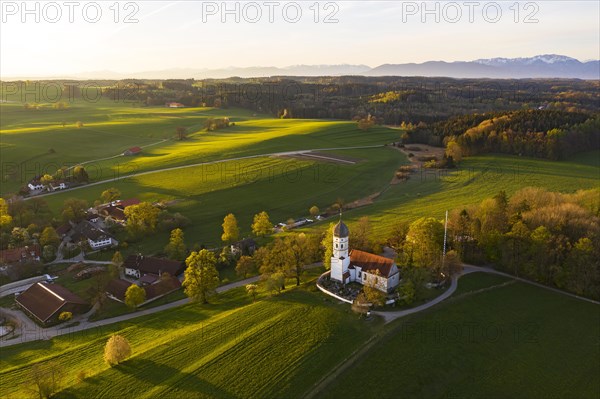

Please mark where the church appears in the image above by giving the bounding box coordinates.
[330,219,400,293]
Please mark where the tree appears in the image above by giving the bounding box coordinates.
[363,272,387,307]
[58,311,72,322]
[236,255,255,278]
[112,251,124,267]
[42,245,56,262]
[350,217,372,252]
[442,250,463,279]
[176,126,187,140]
[75,121,84,128]
[351,292,369,317]
[0,198,12,228]
[61,198,88,222]
[404,217,444,269]
[72,165,89,182]
[309,205,320,218]
[104,334,131,366]
[101,188,121,203]
[258,238,293,290]
[321,223,335,269]
[286,234,309,286]
[445,140,463,162]
[40,174,54,186]
[398,280,416,305]
[29,361,64,399]
[221,213,239,243]
[265,272,285,295]
[124,284,146,308]
[165,228,187,260]
[182,249,220,303]
[39,226,60,247]
[246,284,258,302]
[357,114,376,131]
[251,211,273,237]
[124,202,160,236]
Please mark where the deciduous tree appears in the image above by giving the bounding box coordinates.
[236,255,255,278]
[251,211,273,237]
[124,284,146,308]
[165,228,187,260]
[101,188,121,203]
[221,213,239,243]
[40,226,60,247]
[104,334,131,366]
[183,249,220,303]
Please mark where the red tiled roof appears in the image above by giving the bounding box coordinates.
[144,277,181,299]
[0,245,41,263]
[127,146,142,153]
[350,249,397,278]
[16,282,87,323]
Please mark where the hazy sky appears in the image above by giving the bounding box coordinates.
[1,1,598,77]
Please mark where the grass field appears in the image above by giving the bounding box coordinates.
[0,99,399,195]
[320,272,600,399]
[0,271,382,399]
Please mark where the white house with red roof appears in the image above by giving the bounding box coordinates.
[330,219,400,293]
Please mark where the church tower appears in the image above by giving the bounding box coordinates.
[330,218,351,283]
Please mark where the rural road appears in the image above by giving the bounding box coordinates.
[3,263,597,349]
[24,145,385,200]
[0,275,260,348]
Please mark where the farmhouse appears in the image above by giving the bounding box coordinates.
[166,102,185,108]
[106,276,181,304]
[47,180,68,191]
[27,180,44,191]
[230,238,258,256]
[124,254,185,279]
[330,219,400,293]
[16,282,88,325]
[71,221,118,250]
[123,146,142,156]
[0,245,41,265]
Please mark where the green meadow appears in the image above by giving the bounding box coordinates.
[1,272,597,399]
[0,272,381,399]
[0,99,398,195]
[321,273,600,399]
[38,148,600,249]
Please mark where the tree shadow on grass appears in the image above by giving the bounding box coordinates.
[119,358,236,398]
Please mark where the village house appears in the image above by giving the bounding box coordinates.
[71,221,118,250]
[329,219,400,293]
[0,245,42,266]
[47,180,68,191]
[16,282,88,325]
[27,180,45,191]
[166,102,185,108]
[230,238,258,256]
[96,198,140,224]
[106,276,181,305]
[123,254,185,280]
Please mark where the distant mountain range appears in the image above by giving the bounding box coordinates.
[6,55,599,80]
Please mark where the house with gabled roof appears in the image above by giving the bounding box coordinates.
[71,221,118,250]
[123,254,185,279]
[330,219,400,293]
[0,245,41,266]
[16,282,88,325]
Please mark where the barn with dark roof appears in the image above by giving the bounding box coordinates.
[16,282,88,325]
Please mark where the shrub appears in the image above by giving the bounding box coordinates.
[58,311,72,322]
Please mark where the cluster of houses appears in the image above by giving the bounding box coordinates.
[54,198,141,251]
[27,178,69,194]
[13,254,186,326]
